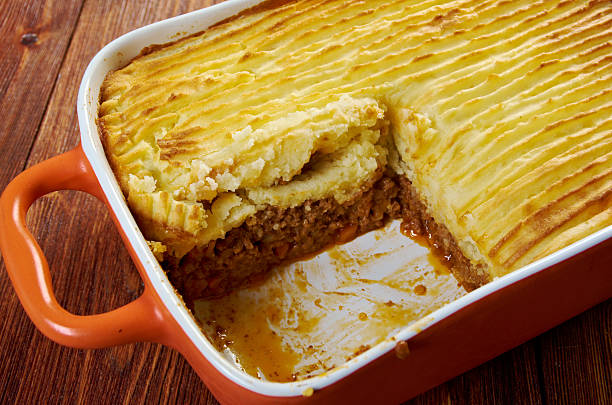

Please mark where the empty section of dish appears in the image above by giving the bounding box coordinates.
[193,220,465,381]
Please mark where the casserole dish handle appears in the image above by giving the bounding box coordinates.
[0,145,164,348]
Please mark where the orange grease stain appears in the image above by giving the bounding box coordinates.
[204,303,301,382]
[400,221,450,276]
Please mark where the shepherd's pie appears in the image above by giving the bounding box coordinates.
[99,0,612,302]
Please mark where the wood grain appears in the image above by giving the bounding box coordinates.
[0,1,610,404]
[538,299,612,405]
[0,0,84,190]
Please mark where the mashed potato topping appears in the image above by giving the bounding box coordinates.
[99,0,612,279]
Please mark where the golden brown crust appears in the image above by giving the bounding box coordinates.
[98,0,612,288]
[209,0,299,29]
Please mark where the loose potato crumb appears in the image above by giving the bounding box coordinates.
[302,387,314,397]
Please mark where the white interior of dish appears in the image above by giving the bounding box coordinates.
[76,0,612,397]
[192,219,467,381]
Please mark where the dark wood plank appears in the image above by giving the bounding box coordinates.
[0,0,84,402]
[0,0,84,190]
[538,299,612,405]
[0,0,610,404]
[407,343,543,405]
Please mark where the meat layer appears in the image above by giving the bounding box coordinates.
[166,173,485,302]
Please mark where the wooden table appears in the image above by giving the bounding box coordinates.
[0,1,610,403]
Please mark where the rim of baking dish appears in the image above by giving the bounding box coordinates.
[77,0,612,397]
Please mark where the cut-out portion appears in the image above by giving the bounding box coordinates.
[193,221,466,382]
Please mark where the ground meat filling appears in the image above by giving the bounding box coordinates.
[167,173,401,303]
[397,177,490,291]
[165,174,485,303]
